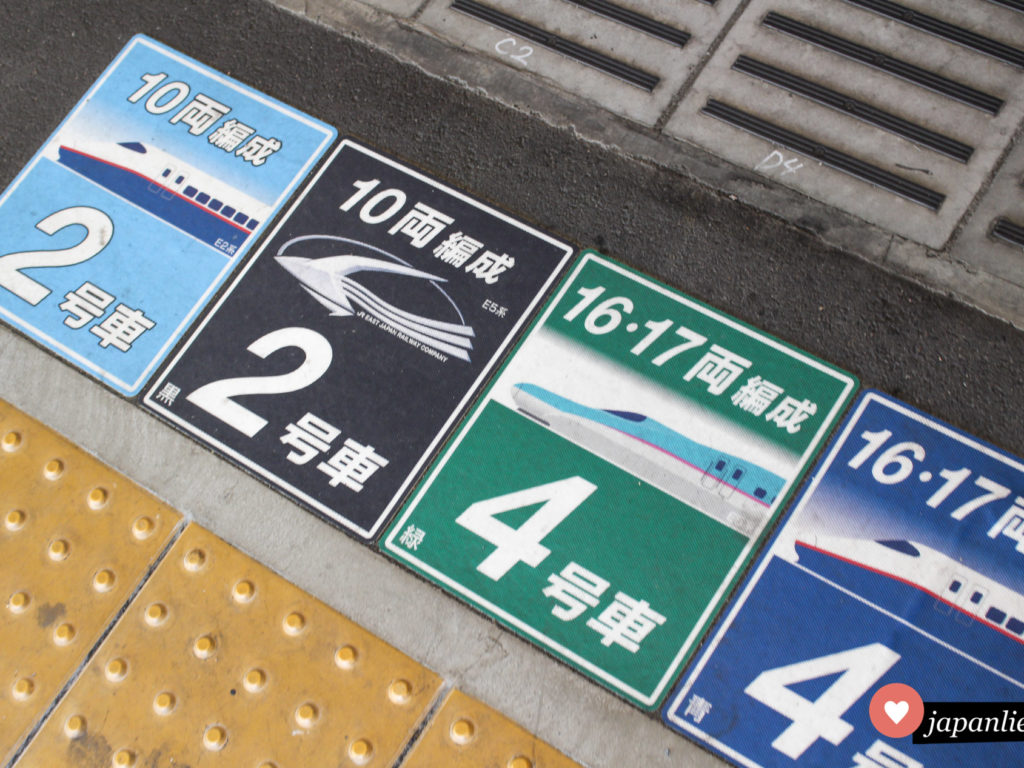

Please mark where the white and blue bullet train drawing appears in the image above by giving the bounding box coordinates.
[511,382,786,536]
[55,140,268,254]
[783,534,1024,646]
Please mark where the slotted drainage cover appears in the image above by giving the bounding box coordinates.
[419,0,744,125]
[665,0,1024,249]
[950,136,1024,292]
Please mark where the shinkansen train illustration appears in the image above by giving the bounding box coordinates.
[55,140,268,253]
[274,244,476,362]
[511,382,785,535]
[788,534,1024,645]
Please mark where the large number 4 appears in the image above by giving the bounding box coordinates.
[745,643,900,759]
[456,477,596,580]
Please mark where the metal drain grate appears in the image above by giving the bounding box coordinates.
[451,0,660,90]
[991,218,1024,248]
[419,0,743,125]
[666,0,1024,249]
[732,55,974,162]
[988,0,1024,11]
[701,99,946,209]
[843,0,1024,68]
[762,12,1004,115]
[562,0,690,46]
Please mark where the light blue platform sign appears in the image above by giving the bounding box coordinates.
[664,391,1024,766]
[0,35,335,395]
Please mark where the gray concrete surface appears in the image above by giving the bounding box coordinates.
[1,1,1023,767]
[284,0,1024,329]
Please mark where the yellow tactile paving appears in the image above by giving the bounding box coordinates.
[14,523,443,768]
[400,689,584,768]
[0,400,181,766]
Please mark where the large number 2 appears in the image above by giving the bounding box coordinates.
[0,207,113,305]
[456,477,597,580]
[186,327,333,437]
[745,642,899,759]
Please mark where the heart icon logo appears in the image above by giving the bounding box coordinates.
[870,683,923,737]
[884,700,910,724]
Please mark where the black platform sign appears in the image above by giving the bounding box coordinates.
[143,139,574,538]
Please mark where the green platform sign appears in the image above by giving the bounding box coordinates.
[382,251,857,708]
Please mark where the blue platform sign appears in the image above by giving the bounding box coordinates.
[664,391,1024,767]
[0,35,336,395]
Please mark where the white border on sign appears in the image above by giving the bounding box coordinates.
[143,138,575,539]
[0,35,336,395]
[383,251,857,706]
[664,391,1024,762]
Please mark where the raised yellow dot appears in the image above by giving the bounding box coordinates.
[243,667,267,693]
[144,602,168,626]
[1,431,21,451]
[335,645,358,669]
[43,458,64,479]
[132,516,155,540]
[8,591,30,613]
[509,757,533,768]
[87,487,109,510]
[183,548,206,571]
[112,749,135,767]
[388,679,412,704]
[48,538,70,561]
[193,634,216,659]
[450,718,475,745]
[203,725,227,751]
[258,763,278,768]
[5,509,26,530]
[232,579,255,603]
[295,702,319,729]
[64,714,86,739]
[348,738,373,764]
[153,691,176,715]
[54,622,76,646]
[11,678,34,700]
[93,569,116,593]
[282,611,305,635]
[105,658,128,682]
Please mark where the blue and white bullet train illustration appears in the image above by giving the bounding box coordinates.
[55,140,267,254]
[511,382,786,535]
[786,534,1024,647]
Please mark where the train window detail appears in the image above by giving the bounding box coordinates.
[184,186,198,198]
[606,409,646,422]
[754,488,766,499]
[1007,617,1024,635]
[118,142,147,153]
[208,199,223,212]
[222,206,236,218]
[161,168,171,178]
[732,468,743,480]
[877,540,920,556]
[175,175,184,185]
[245,219,258,230]
[715,460,726,471]
[970,591,984,604]
[196,192,210,205]
[233,211,248,225]
[986,606,1007,624]
[948,579,962,593]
